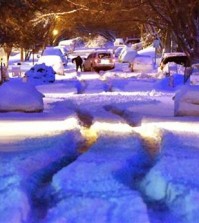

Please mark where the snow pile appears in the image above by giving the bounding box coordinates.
[0,183,30,223]
[25,63,55,84]
[0,128,83,223]
[37,79,78,95]
[174,85,199,116]
[139,131,199,223]
[0,79,44,112]
[43,133,152,223]
[190,64,199,85]
[155,74,184,91]
[162,62,185,76]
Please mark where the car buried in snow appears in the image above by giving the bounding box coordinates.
[159,52,190,76]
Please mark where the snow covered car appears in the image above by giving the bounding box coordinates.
[159,52,190,75]
[42,47,68,66]
[130,55,154,72]
[125,37,140,46]
[118,47,137,63]
[113,38,125,47]
[114,46,124,58]
[82,51,115,72]
[37,55,65,75]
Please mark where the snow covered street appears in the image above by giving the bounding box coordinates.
[44,133,151,223]
[1,52,199,223]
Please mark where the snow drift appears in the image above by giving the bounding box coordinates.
[0,79,44,112]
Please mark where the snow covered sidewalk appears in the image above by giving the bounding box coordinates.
[43,132,152,223]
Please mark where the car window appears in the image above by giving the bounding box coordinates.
[87,54,93,59]
[163,56,190,66]
[97,53,111,59]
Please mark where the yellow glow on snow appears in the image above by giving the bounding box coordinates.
[79,127,98,153]
[1,115,199,144]
[141,121,199,134]
[0,117,79,137]
[90,121,133,133]
[133,124,161,139]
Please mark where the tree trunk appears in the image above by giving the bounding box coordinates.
[191,42,199,65]
[164,29,171,53]
[3,45,12,67]
[20,48,25,62]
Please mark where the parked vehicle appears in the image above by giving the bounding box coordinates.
[42,47,68,66]
[159,52,190,75]
[37,55,65,75]
[114,46,124,58]
[130,55,154,72]
[118,47,137,63]
[125,37,140,46]
[82,51,115,72]
[113,38,125,47]
[54,46,69,57]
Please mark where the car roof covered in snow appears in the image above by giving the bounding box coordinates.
[163,52,187,58]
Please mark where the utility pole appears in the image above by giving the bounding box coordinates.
[153,37,160,67]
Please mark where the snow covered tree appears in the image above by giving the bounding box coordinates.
[140,0,199,63]
[1,0,198,64]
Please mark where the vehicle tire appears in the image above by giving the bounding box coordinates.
[95,68,100,73]
[90,65,94,72]
[82,65,87,72]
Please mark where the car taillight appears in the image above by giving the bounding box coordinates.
[95,58,100,63]
[111,58,115,63]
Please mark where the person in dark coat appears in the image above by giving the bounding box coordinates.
[72,55,83,72]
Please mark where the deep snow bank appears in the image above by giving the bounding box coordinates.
[0,129,83,223]
[139,131,199,223]
[0,79,44,112]
[174,85,199,116]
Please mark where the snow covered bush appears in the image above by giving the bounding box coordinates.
[25,63,55,84]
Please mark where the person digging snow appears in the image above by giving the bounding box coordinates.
[72,55,83,72]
